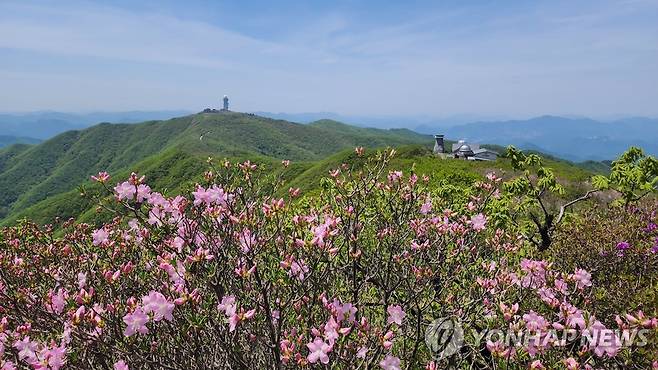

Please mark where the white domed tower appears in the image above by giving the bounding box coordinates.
[222,95,229,111]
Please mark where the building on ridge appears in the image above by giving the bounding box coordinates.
[433,135,499,161]
[222,95,229,111]
[450,139,498,161]
[201,95,231,113]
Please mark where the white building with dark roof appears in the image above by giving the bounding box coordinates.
[450,140,498,161]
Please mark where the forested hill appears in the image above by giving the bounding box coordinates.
[0,112,431,220]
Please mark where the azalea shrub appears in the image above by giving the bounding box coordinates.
[1,148,657,369]
[550,202,658,321]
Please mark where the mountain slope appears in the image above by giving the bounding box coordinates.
[0,112,431,220]
[4,144,600,228]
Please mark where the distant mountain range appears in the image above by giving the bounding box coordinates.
[1,111,656,161]
[254,112,505,130]
[0,135,41,147]
[0,111,192,140]
[429,116,658,161]
[258,113,658,161]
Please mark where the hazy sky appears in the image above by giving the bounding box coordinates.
[1,0,657,118]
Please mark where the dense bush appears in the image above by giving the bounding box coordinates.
[0,148,657,369]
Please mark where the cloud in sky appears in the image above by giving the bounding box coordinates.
[0,0,657,118]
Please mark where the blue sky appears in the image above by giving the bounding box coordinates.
[0,0,657,118]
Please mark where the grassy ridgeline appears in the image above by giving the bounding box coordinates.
[0,112,431,223]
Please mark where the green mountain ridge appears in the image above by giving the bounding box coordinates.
[0,112,432,222]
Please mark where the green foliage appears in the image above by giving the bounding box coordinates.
[593,146,658,205]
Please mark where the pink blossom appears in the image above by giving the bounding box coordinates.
[330,300,357,324]
[563,357,579,370]
[470,213,487,231]
[114,181,135,200]
[42,344,67,370]
[141,291,175,322]
[530,360,545,369]
[217,295,237,316]
[379,354,401,370]
[387,171,403,183]
[306,337,331,364]
[13,337,37,362]
[572,268,592,290]
[387,305,406,325]
[228,308,256,332]
[238,228,256,253]
[135,184,151,202]
[92,228,110,246]
[114,360,129,370]
[584,320,621,357]
[46,288,67,314]
[323,317,340,344]
[289,259,309,281]
[91,171,110,183]
[123,308,149,337]
[192,185,229,207]
[420,199,432,214]
[114,181,150,202]
[77,272,87,289]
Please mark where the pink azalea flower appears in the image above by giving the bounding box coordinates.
[91,171,110,183]
[228,308,256,332]
[306,337,331,364]
[217,295,237,316]
[563,357,579,370]
[114,360,129,370]
[331,300,357,324]
[77,272,87,289]
[13,337,37,361]
[51,289,68,314]
[379,354,401,370]
[135,184,152,203]
[1,361,16,370]
[123,307,149,337]
[387,171,403,183]
[238,228,256,253]
[387,305,406,326]
[572,268,592,290]
[43,344,67,370]
[584,320,621,357]
[530,360,545,369]
[114,181,135,200]
[470,213,487,231]
[141,291,175,322]
[289,259,309,281]
[323,317,339,344]
[92,228,110,246]
[420,199,432,214]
